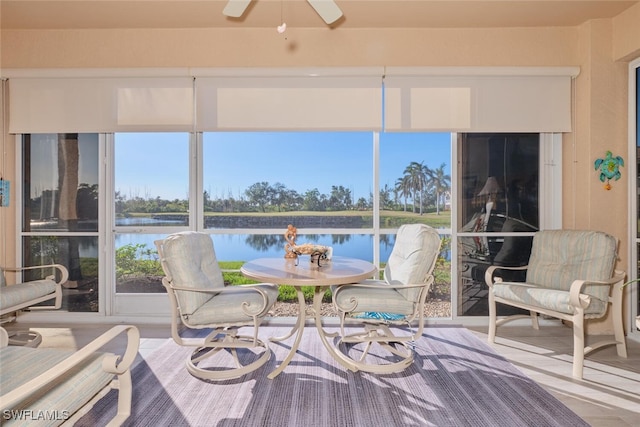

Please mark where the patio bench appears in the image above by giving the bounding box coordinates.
[1,264,67,346]
[0,325,140,426]
[485,229,627,378]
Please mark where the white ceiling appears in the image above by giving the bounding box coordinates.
[1,0,638,30]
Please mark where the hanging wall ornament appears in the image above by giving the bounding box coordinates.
[594,151,624,190]
[0,178,9,207]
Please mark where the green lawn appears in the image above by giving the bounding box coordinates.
[221,260,451,304]
[136,209,452,228]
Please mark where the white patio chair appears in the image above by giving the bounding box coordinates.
[155,231,279,381]
[331,224,442,374]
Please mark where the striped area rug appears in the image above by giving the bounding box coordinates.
[78,325,588,427]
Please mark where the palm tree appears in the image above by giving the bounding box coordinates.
[420,163,435,215]
[429,163,451,215]
[379,184,393,210]
[395,176,411,212]
[403,161,428,214]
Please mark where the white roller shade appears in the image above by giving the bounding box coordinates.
[7,67,576,134]
[384,68,577,132]
[9,77,194,133]
[196,75,383,131]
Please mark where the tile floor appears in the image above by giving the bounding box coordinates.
[467,324,640,427]
[4,320,640,426]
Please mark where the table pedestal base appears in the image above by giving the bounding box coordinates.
[268,286,357,379]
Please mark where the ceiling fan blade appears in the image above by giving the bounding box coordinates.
[222,0,253,18]
[306,0,343,25]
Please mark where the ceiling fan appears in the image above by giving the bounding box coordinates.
[222,0,343,25]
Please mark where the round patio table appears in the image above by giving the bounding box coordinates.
[241,256,377,379]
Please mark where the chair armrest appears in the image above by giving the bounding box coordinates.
[168,282,276,319]
[167,282,275,314]
[0,325,140,410]
[168,283,274,300]
[484,264,529,288]
[568,270,625,308]
[0,327,8,347]
[1,264,69,286]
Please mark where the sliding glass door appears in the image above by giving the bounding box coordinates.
[456,133,540,316]
[20,133,100,312]
[631,59,640,331]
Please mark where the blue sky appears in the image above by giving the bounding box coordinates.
[115,132,451,201]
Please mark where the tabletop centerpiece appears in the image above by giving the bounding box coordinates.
[283,224,332,266]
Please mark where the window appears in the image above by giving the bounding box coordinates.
[21,133,100,312]
[457,133,540,316]
[634,61,640,329]
[113,132,190,294]
[200,131,453,318]
[202,132,375,261]
[379,132,452,316]
[379,133,451,228]
[18,130,548,320]
[637,64,640,323]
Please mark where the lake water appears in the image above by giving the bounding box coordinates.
[27,218,446,263]
[114,217,447,262]
[115,232,394,262]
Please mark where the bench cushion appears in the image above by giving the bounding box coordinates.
[0,280,57,310]
[0,346,113,427]
[492,282,607,316]
[525,230,616,303]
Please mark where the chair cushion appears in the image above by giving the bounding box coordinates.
[1,346,112,427]
[493,282,607,316]
[384,224,441,302]
[332,280,416,316]
[0,280,57,311]
[160,232,225,316]
[185,284,279,325]
[525,230,616,303]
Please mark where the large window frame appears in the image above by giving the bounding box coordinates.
[629,57,640,333]
[14,130,561,323]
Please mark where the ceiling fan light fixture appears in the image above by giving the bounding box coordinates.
[306,0,343,24]
[222,0,343,25]
[222,0,252,18]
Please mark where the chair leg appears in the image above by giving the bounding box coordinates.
[358,341,373,362]
[185,330,272,381]
[187,337,271,381]
[572,314,585,379]
[611,287,628,358]
[488,291,497,342]
[335,325,415,374]
[7,330,42,347]
[530,311,539,330]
